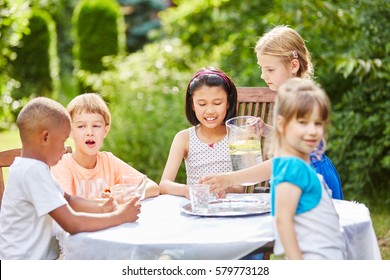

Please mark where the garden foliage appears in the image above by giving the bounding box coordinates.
[118,0,168,52]
[0,0,31,130]
[11,8,59,100]
[72,0,126,91]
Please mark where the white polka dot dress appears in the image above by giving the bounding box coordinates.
[185,126,232,185]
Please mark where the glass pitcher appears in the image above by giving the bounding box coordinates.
[226,116,262,188]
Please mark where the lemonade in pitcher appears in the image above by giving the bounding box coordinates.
[226,116,262,187]
[229,140,262,186]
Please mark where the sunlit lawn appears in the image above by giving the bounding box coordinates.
[1,127,20,150]
[1,129,389,260]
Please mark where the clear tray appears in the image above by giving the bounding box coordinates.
[181,198,270,217]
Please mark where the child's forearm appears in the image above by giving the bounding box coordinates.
[65,193,107,213]
[199,160,271,193]
[159,180,189,198]
[232,160,272,185]
[144,180,160,198]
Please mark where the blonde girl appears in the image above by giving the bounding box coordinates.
[256,25,342,199]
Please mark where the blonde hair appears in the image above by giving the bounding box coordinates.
[255,25,313,79]
[17,97,71,143]
[267,78,330,157]
[67,93,111,125]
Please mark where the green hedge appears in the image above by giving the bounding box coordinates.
[72,0,125,74]
[11,8,59,100]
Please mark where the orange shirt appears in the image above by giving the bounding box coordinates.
[51,152,143,199]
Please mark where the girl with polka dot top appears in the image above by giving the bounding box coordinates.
[159,67,244,198]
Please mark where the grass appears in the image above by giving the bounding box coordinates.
[371,210,390,259]
[1,127,20,150]
[1,127,22,183]
[1,129,389,260]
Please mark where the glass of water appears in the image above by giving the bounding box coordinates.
[188,184,210,214]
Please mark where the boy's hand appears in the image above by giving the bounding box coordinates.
[100,196,116,213]
[117,196,141,223]
[101,187,128,205]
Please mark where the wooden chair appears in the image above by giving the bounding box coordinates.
[236,87,276,192]
[0,146,73,209]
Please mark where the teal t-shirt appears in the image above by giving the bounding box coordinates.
[270,157,322,216]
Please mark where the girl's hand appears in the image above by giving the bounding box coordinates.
[257,117,272,137]
[215,190,226,199]
[198,174,232,193]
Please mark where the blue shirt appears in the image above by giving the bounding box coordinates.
[270,157,322,216]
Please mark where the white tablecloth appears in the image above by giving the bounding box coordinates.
[56,194,381,260]
[332,199,381,260]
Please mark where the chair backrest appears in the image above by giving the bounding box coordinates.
[236,87,276,125]
[0,146,73,209]
[0,148,22,208]
[236,87,276,192]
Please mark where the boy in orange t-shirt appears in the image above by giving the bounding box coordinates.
[51,93,159,200]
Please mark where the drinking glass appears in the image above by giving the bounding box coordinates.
[117,173,147,199]
[188,184,210,214]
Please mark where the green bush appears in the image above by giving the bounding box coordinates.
[72,0,126,74]
[26,0,80,105]
[329,1,390,205]
[10,8,59,100]
[332,84,390,204]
